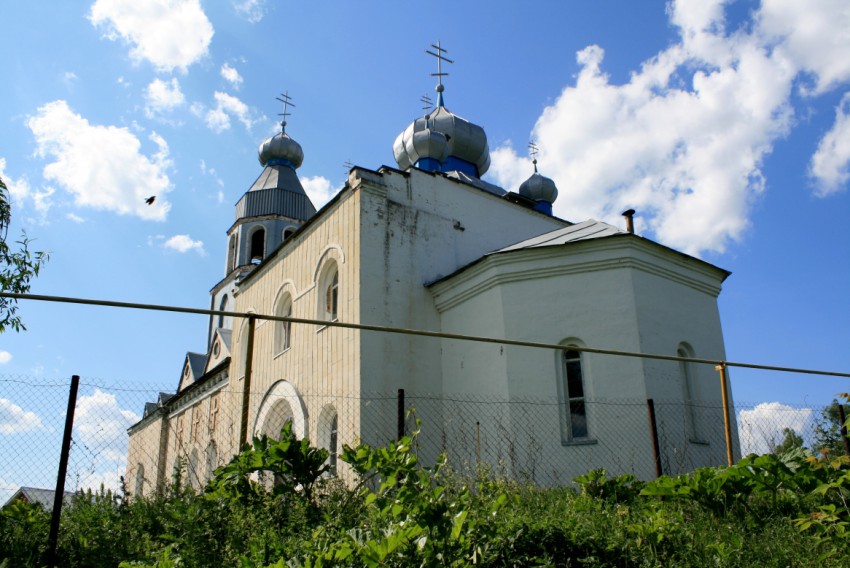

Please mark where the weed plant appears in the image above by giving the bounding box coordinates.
[2,420,849,567]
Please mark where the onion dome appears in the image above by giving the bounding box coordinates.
[393,90,491,178]
[519,159,558,215]
[258,130,304,169]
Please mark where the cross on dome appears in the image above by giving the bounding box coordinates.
[275,91,295,133]
[425,41,453,106]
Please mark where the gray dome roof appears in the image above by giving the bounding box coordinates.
[258,131,304,169]
[393,105,490,176]
[519,164,558,204]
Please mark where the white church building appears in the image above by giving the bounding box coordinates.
[127,65,737,496]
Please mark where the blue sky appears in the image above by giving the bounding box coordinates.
[1,0,849,496]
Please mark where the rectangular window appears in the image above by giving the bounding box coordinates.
[562,350,588,440]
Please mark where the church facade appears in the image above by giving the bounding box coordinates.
[127,76,737,496]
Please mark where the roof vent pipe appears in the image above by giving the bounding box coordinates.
[622,209,636,234]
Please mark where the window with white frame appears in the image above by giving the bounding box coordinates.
[274,293,293,354]
[321,266,339,322]
[560,348,589,441]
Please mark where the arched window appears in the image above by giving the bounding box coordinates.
[318,406,339,475]
[227,234,238,272]
[283,227,296,240]
[274,293,293,354]
[205,441,218,482]
[324,270,339,322]
[250,228,265,264]
[560,348,589,441]
[679,344,704,442]
[134,464,145,498]
[217,295,228,329]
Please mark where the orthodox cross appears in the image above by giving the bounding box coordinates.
[425,41,453,91]
[420,93,433,114]
[275,91,295,133]
[529,141,540,171]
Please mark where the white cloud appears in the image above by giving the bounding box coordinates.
[737,402,813,455]
[66,212,85,223]
[88,0,214,73]
[27,100,172,221]
[302,176,339,209]
[164,234,205,254]
[70,389,138,495]
[0,398,43,434]
[204,92,258,133]
[758,0,850,95]
[488,0,850,256]
[63,71,78,83]
[233,0,267,23]
[74,389,139,463]
[220,63,243,89]
[0,351,11,364]
[144,77,185,117]
[809,92,850,196]
[0,158,54,225]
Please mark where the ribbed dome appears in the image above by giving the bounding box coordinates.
[258,131,304,169]
[519,170,558,204]
[393,104,490,177]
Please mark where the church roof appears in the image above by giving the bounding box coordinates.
[3,487,72,510]
[497,219,624,252]
[238,165,317,222]
[187,352,206,377]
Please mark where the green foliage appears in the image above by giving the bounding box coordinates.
[205,421,329,504]
[812,399,850,457]
[774,427,805,455]
[573,468,645,504]
[0,500,49,566]
[5,416,850,567]
[0,174,48,333]
[297,422,507,566]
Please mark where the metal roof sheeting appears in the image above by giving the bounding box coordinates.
[497,219,625,252]
[238,166,317,222]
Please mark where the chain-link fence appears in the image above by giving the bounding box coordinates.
[2,373,848,506]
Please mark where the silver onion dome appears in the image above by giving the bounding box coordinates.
[519,161,558,204]
[258,130,304,169]
[393,105,491,176]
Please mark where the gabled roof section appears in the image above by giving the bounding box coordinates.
[497,219,625,252]
[179,352,207,391]
[205,328,232,373]
[3,487,73,510]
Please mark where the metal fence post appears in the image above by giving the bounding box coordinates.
[715,363,734,466]
[397,388,405,440]
[239,315,257,447]
[46,374,79,568]
[837,402,850,457]
[646,399,663,478]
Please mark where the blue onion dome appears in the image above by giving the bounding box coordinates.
[258,130,304,169]
[519,160,558,204]
[393,101,491,177]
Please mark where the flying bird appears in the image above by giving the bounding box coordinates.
[145,196,156,205]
